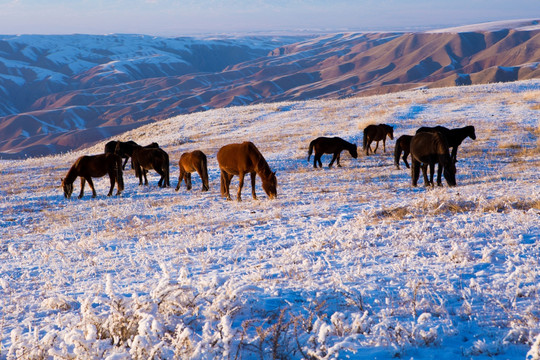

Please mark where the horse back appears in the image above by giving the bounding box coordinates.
[76,153,119,178]
[180,150,207,172]
[132,147,167,170]
[218,141,261,174]
[410,132,449,162]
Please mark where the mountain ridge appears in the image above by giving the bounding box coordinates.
[1,20,539,158]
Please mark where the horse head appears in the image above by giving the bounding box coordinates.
[468,126,477,140]
[387,125,394,140]
[61,178,73,199]
[350,144,358,159]
[443,158,457,187]
[262,171,277,199]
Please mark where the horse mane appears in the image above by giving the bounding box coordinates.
[63,158,82,184]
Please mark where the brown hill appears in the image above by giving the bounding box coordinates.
[1,27,539,158]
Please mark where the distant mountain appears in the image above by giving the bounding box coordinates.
[1,19,539,158]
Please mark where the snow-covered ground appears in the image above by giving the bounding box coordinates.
[0,80,539,359]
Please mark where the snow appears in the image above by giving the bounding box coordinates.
[427,18,540,33]
[0,80,539,359]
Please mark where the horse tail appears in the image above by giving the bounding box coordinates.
[394,138,402,168]
[201,153,209,191]
[115,155,124,193]
[163,151,170,187]
[307,140,315,161]
[363,128,368,150]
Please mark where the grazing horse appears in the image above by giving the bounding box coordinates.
[61,153,124,199]
[410,132,456,187]
[131,145,170,187]
[217,141,277,201]
[394,135,413,169]
[105,140,139,170]
[363,124,394,155]
[416,125,476,162]
[307,137,358,168]
[175,150,209,192]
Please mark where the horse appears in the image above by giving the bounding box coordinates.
[61,153,124,199]
[415,125,476,162]
[131,145,170,187]
[105,140,139,170]
[394,135,413,169]
[175,150,209,192]
[410,132,456,187]
[307,137,358,168]
[217,141,277,201]
[363,124,394,155]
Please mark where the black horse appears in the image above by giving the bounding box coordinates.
[410,132,456,187]
[394,135,413,169]
[105,140,139,170]
[416,125,476,162]
[363,124,394,155]
[307,137,358,168]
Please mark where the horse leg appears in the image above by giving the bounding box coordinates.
[373,141,379,154]
[78,177,86,198]
[328,153,338,168]
[86,177,97,197]
[220,170,232,200]
[403,150,410,169]
[451,147,458,162]
[422,164,430,187]
[429,163,435,186]
[382,139,386,153]
[237,172,245,201]
[365,140,371,155]
[143,169,149,186]
[313,153,320,168]
[175,167,184,191]
[336,152,342,167]
[197,168,209,192]
[186,172,192,190]
[411,160,420,187]
[437,164,443,186]
[107,173,115,196]
[122,157,129,170]
[250,171,257,200]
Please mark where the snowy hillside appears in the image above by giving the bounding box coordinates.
[0,80,539,359]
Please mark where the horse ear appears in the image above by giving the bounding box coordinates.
[273,171,276,176]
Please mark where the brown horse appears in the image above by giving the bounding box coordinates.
[61,153,124,199]
[105,140,139,169]
[217,141,277,201]
[175,150,209,192]
[131,145,170,187]
[394,135,412,169]
[416,125,476,162]
[363,124,394,155]
[410,132,456,187]
[307,137,358,168]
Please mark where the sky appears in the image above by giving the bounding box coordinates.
[0,0,538,36]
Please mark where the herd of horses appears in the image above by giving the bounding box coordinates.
[60,124,475,201]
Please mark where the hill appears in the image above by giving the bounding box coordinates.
[1,19,539,158]
[0,80,539,359]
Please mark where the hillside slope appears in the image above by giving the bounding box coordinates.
[1,20,539,158]
[0,80,539,359]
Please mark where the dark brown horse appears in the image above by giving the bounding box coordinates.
[363,124,394,155]
[131,145,170,187]
[175,150,209,192]
[416,125,476,162]
[217,142,277,201]
[105,140,139,169]
[307,137,358,168]
[61,153,124,199]
[394,135,412,169]
[410,132,456,187]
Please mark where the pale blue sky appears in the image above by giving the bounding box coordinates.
[0,0,538,35]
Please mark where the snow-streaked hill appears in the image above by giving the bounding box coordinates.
[1,21,540,159]
[0,80,539,359]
